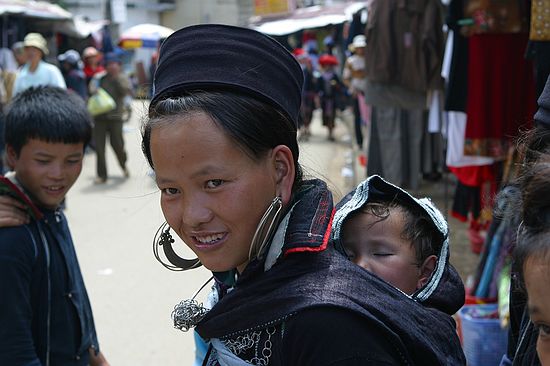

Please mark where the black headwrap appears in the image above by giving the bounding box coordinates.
[150,24,304,127]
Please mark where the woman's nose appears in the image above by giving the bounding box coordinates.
[182,195,214,228]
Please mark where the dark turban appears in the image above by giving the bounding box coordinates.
[151,24,304,127]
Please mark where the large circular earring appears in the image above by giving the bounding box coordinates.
[153,222,202,271]
[249,196,284,261]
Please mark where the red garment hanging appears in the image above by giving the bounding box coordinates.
[464,33,535,159]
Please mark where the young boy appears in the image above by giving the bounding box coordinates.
[0,86,109,365]
[332,175,457,302]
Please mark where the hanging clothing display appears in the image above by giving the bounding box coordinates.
[464,33,536,159]
[367,107,425,189]
[443,0,536,240]
[528,0,550,99]
[364,0,445,189]
[444,0,469,112]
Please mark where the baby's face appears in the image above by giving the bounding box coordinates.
[524,257,550,365]
[341,208,422,295]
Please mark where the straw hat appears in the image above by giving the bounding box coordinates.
[352,35,367,48]
[23,33,49,55]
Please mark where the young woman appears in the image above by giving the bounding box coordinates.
[513,159,550,366]
[142,24,465,365]
[504,76,550,366]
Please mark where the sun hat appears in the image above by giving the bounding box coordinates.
[82,46,99,59]
[23,33,49,55]
[151,24,304,127]
[352,35,367,48]
[58,49,81,65]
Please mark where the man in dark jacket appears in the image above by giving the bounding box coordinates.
[91,52,132,184]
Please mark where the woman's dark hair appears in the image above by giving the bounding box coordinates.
[355,198,444,264]
[142,90,303,189]
[5,86,92,155]
[514,158,550,285]
[517,123,550,171]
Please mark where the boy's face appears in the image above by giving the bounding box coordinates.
[342,207,428,295]
[7,139,84,210]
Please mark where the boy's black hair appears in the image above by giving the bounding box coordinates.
[356,197,444,265]
[5,86,92,155]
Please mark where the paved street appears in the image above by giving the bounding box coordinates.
[64,102,357,365]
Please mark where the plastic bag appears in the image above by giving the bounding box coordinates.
[87,87,116,116]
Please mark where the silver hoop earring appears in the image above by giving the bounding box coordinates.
[153,222,202,271]
[249,196,284,261]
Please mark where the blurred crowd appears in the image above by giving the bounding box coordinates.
[0,32,133,184]
[291,32,368,148]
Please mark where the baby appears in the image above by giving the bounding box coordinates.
[332,175,449,297]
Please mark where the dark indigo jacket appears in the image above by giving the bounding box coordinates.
[197,179,466,365]
[0,207,99,366]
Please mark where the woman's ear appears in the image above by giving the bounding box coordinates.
[416,255,437,289]
[271,145,295,205]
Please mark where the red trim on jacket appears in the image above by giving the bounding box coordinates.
[284,208,335,255]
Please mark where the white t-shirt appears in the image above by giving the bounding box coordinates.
[13,60,66,95]
[343,54,366,93]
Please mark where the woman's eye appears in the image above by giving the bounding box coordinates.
[536,323,550,338]
[206,179,224,189]
[161,187,180,196]
[35,160,49,164]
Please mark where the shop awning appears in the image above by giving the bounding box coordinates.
[0,0,72,20]
[54,16,109,38]
[119,23,174,49]
[249,1,367,36]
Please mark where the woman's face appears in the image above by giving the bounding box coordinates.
[524,256,550,366]
[150,112,281,273]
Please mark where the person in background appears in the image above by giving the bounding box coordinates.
[0,67,6,174]
[82,47,105,87]
[343,35,367,150]
[513,158,550,366]
[293,48,317,141]
[316,54,343,141]
[58,49,88,100]
[90,52,131,184]
[0,86,109,366]
[11,42,27,68]
[13,33,66,96]
[502,76,550,366]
